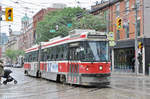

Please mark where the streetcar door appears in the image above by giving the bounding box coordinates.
[68,43,80,84]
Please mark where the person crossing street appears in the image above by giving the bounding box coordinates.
[0,60,4,84]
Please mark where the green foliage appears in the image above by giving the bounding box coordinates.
[72,14,106,31]
[36,7,106,43]
[5,49,16,61]
[5,49,25,62]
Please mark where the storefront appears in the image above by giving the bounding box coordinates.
[112,39,145,75]
[114,48,134,72]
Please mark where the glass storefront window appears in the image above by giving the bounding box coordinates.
[114,48,134,72]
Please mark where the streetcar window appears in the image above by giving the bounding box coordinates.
[63,44,68,60]
[58,45,65,60]
[29,54,32,62]
[50,47,56,61]
[51,54,53,60]
[56,46,60,60]
[46,48,51,61]
[61,54,64,59]
[56,54,58,59]
[79,41,109,62]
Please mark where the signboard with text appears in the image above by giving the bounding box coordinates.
[107,32,116,46]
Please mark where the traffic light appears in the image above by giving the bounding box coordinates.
[5,8,13,21]
[138,42,143,49]
[117,18,122,30]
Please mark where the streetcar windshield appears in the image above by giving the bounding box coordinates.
[80,41,108,62]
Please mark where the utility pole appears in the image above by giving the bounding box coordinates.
[0,11,2,45]
[134,1,139,75]
[0,18,1,45]
[0,11,2,59]
[0,6,1,46]
[0,11,2,58]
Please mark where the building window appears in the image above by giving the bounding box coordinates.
[114,48,134,72]
[116,3,120,17]
[125,23,129,38]
[125,0,129,15]
[116,30,120,40]
[136,0,140,10]
[137,19,140,36]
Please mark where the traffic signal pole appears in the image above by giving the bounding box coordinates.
[0,12,1,58]
[0,12,1,45]
[134,2,139,75]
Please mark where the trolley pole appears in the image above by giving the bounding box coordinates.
[134,2,139,75]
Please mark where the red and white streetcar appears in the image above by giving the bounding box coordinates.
[24,30,111,86]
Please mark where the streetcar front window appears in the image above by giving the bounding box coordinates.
[80,41,108,62]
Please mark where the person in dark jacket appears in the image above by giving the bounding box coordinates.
[0,60,4,84]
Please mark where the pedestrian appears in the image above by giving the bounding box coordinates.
[0,60,4,84]
[131,57,135,72]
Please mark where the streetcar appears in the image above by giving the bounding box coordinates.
[24,29,111,86]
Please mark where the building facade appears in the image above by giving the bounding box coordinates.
[18,14,33,50]
[91,0,150,75]
[0,33,8,45]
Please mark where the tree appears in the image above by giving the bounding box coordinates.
[5,49,25,64]
[72,14,106,31]
[36,7,106,43]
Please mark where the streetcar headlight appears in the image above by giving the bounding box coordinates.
[86,67,89,71]
[109,67,111,71]
[99,66,103,70]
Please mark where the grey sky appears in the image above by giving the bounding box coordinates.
[0,0,101,35]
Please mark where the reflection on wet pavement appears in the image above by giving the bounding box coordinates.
[0,68,150,99]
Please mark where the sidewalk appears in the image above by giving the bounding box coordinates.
[111,71,150,79]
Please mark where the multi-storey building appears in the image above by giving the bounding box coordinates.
[18,14,33,50]
[91,0,150,75]
[0,33,8,45]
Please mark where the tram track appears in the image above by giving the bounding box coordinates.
[51,86,109,99]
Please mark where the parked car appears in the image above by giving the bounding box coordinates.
[4,63,13,67]
[13,63,22,68]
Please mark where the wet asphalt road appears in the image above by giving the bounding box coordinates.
[0,67,150,99]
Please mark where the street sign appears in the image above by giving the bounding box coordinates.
[67,23,72,28]
[109,41,116,46]
[108,32,114,41]
[49,29,56,33]
[107,32,116,46]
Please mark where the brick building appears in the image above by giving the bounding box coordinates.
[91,0,150,75]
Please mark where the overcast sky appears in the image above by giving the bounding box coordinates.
[0,0,102,35]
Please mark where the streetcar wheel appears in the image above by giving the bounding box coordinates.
[60,75,66,83]
[56,74,61,83]
[24,70,28,75]
[14,80,17,84]
[36,71,41,78]
[3,81,7,85]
